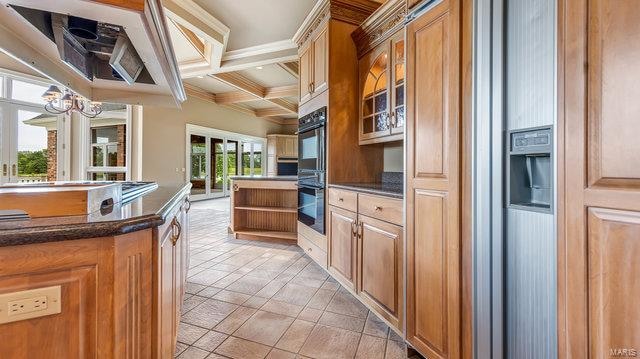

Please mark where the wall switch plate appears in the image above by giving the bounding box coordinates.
[0,286,61,324]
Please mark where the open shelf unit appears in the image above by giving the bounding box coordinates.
[230,181,298,242]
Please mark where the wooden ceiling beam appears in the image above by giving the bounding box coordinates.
[278,62,299,79]
[215,85,297,105]
[210,73,298,114]
[184,84,215,102]
[255,107,291,117]
[170,18,206,58]
[214,91,256,104]
[264,85,297,99]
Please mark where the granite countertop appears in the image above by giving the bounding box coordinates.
[230,175,298,181]
[0,183,192,247]
[329,182,404,199]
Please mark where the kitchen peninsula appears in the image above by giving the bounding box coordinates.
[229,175,298,242]
[0,182,191,358]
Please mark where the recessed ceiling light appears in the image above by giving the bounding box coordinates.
[256,66,263,70]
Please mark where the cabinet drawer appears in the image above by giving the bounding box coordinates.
[298,233,327,269]
[358,193,403,225]
[328,188,358,212]
[298,221,327,251]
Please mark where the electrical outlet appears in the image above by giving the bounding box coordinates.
[0,286,61,324]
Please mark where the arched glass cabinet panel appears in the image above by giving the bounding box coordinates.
[362,52,390,136]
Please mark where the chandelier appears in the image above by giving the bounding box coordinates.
[41,85,103,118]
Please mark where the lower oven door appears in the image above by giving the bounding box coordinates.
[298,184,325,234]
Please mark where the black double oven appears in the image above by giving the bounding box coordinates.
[297,107,326,234]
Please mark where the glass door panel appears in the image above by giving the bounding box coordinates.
[16,110,54,183]
[242,142,252,175]
[210,138,224,195]
[226,140,239,191]
[392,39,405,134]
[189,134,207,196]
[362,51,390,140]
[252,143,262,175]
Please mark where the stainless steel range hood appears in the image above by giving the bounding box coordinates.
[0,0,186,107]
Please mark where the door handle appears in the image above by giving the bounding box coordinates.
[171,217,182,246]
[357,221,364,239]
[2,164,6,176]
[351,221,358,238]
[11,164,16,176]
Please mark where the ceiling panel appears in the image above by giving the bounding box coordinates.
[168,20,202,63]
[184,76,237,93]
[238,64,297,88]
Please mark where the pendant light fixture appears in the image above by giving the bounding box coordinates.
[41,85,103,118]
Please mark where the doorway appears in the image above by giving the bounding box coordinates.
[186,125,265,200]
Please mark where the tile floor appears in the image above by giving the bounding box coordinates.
[176,198,414,359]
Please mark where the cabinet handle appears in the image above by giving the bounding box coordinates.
[311,82,315,93]
[338,198,344,202]
[233,184,239,192]
[307,247,313,252]
[390,110,397,127]
[184,198,191,213]
[171,217,182,246]
[2,164,6,176]
[351,221,357,238]
[11,164,16,176]
[374,206,382,212]
[358,222,364,239]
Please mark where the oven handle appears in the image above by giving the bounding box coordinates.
[298,123,325,134]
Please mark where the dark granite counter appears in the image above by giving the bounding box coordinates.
[0,183,191,247]
[329,183,404,199]
[230,175,298,181]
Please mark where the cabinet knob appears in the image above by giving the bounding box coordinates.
[308,247,313,252]
[233,184,239,192]
[2,164,6,176]
[374,206,382,212]
[338,198,344,202]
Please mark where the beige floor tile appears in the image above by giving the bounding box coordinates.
[243,296,269,309]
[289,275,325,289]
[363,312,390,338]
[205,354,228,359]
[193,330,228,352]
[214,306,257,334]
[272,283,318,306]
[177,346,210,359]
[297,307,322,322]
[234,310,295,346]
[385,338,407,359]
[356,334,386,359]
[226,276,271,295]
[298,324,361,359]
[214,336,271,359]
[325,290,368,318]
[275,319,315,353]
[189,269,232,286]
[320,280,340,291]
[266,348,297,359]
[197,287,223,299]
[175,342,189,357]
[306,289,335,310]
[261,299,304,317]
[186,282,207,294]
[182,295,208,314]
[255,279,288,298]
[213,273,244,288]
[212,290,252,305]
[317,311,365,332]
[177,322,208,345]
[182,299,238,329]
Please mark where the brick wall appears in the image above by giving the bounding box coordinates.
[116,124,126,181]
[47,130,57,181]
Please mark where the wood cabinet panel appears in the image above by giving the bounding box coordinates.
[327,205,357,289]
[587,208,640,358]
[587,0,640,188]
[560,0,640,357]
[313,27,329,95]
[358,215,403,327]
[328,187,358,212]
[411,11,448,178]
[299,43,313,104]
[358,193,403,225]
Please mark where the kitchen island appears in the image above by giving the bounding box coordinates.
[0,182,191,358]
[229,175,298,242]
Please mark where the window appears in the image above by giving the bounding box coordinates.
[86,109,128,181]
[252,143,262,175]
[11,79,49,105]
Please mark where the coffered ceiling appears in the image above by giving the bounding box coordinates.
[165,0,318,125]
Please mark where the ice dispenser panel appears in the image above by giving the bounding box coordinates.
[507,126,553,213]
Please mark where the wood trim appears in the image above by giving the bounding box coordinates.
[88,0,144,12]
[255,107,292,118]
[264,85,298,99]
[184,84,216,102]
[173,20,206,58]
[351,0,408,58]
[278,62,300,78]
[211,73,298,114]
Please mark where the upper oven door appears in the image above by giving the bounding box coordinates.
[298,125,325,172]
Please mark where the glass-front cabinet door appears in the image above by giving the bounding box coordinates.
[360,47,390,143]
[359,30,405,144]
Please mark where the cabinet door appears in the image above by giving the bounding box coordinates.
[390,31,405,136]
[359,44,391,144]
[312,27,328,96]
[358,215,403,329]
[285,137,296,157]
[276,136,286,157]
[327,205,357,289]
[157,222,176,358]
[406,0,462,358]
[267,155,276,176]
[299,43,313,104]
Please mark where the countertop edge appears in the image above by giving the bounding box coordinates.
[230,176,298,181]
[328,183,404,199]
[0,183,192,247]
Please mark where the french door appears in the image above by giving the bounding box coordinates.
[187,125,265,200]
[0,103,67,185]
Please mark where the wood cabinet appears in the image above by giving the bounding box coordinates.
[154,197,190,358]
[559,0,640,357]
[266,135,298,176]
[326,187,404,331]
[358,29,405,144]
[327,205,357,289]
[276,136,298,158]
[405,0,463,358]
[299,25,328,105]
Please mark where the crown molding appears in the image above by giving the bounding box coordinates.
[293,0,381,46]
[351,0,407,57]
[222,40,297,61]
